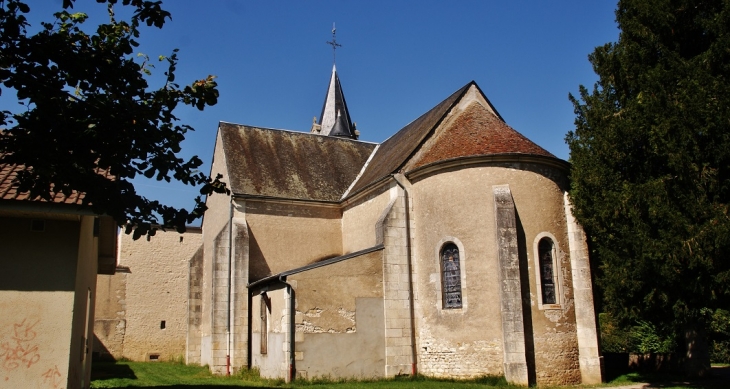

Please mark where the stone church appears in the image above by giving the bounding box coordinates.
[96,64,603,386]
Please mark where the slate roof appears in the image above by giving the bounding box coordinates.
[218,81,564,203]
[219,122,376,202]
[319,65,357,139]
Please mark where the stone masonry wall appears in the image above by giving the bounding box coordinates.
[378,183,415,377]
[95,228,202,362]
[208,214,249,375]
[94,270,127,361]
[210,222,230,374]
[564,193,602,384]
[187,246,204,365]
[231,219,249,372]
[533,329,580,385]
[492,185,529,386]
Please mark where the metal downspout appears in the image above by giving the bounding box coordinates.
[393,174,418,376]
[279,276,296,382]
[226,199,233,375]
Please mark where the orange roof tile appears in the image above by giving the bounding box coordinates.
[0,159,112,205]
[405,100,555,171]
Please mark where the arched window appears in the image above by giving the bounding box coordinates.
[538,238,556,305]
[441,243,462,309]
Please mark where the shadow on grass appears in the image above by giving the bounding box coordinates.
[90,361,286,389]
[96,385,282,389]
[611,366,730,389]
[90,362,137,381]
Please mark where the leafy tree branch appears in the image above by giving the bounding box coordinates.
[0,0,229,239]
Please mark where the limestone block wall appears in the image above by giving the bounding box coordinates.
[564,193,602,384]
[407,164,585,385]
[341,187,391,253]
[409,168,505,379]
[209,221,230,374]
[95,269,127,360]
[289,249,385,379]
[186,246,203,364]
[378,184,416,377]
[100,228,202,362]
[200,130,235,368]
[231,219,249,372]
[246,201,342,281]
[204,213,249,375]
[493,185,529,385]
[507,172,583,386]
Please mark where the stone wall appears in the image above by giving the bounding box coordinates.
[94,269,127,360]
[379,182,416,377]
[94,228,202,362]
[199,130,235,368]
[564,193,602,384]
[250,284,289,380]
[245,201,342,281]
[409,168,507,379]
[186,246,204,364]
[341,186,391,253]
[290,249,385,379]
[407,164,587,385]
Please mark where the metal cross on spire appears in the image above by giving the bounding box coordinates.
[326,22,341,64]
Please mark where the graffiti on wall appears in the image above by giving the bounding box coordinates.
[42,365,62,388]
[0,318,41,372]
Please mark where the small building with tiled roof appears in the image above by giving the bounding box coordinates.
[183,75,602,386]
[0,160,117,388]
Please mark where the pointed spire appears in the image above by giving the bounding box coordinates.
[316,64,358,139]
[328,110,351,138]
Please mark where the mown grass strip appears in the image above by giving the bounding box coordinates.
[91,361,726,389]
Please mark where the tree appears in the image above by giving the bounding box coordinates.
[0,0,228,238]
[567,0,730,376]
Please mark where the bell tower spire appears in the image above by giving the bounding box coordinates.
[310,24,359,139]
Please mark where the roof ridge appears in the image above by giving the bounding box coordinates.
[390,82,476,173]
[219,122,376,145]
[343,81,474,197]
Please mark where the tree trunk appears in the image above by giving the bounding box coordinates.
[683,326,711,377]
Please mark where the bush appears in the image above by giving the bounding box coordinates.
[599,313,675,354]
[710,309,730,363]
[599,313,632,353]
[630,321,675,354]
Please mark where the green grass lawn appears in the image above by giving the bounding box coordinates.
[89,361,524,389]
[90,360,730,389]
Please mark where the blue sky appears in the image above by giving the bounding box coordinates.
[9,1,620,219]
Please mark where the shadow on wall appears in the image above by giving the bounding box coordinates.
[248,227,272,282]
[92,333,116,362]
[515,210,537,387]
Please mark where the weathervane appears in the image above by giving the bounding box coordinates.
[326,22,341,64]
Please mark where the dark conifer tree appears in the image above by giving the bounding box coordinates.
[568,0,730,376]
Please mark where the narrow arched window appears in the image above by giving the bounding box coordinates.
[538,238,556,305]
[441,243,462,309]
